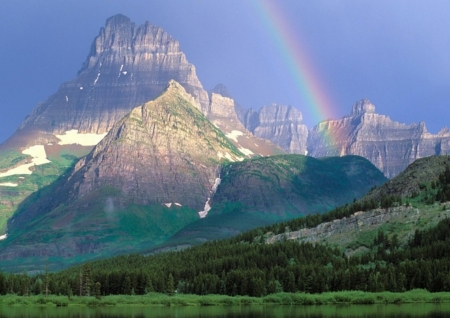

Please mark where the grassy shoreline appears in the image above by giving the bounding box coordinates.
[1,290,450,307]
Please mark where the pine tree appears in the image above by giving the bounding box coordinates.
[45,263,49,297]
[83,263,91,296]
[94,282,101,299]
[79,270,83,296]
[166,273,175,296]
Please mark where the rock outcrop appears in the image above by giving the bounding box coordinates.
[2,14,209,149]
[307,99,450,178]
[265,208,405,244]
[207,85,285,157]
[238,104,308,155]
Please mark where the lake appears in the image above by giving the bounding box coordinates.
[1,303,450,317]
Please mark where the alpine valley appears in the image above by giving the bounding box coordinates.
[0,14,448,272]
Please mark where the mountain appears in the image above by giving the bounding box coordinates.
[0,81,387,271]
[0,15,283,239]
[307,99,450,178]
[237,99,450,178]
[207,85,285,157]
[0,81,245,269]
[361,155,450,203]
[238,104,308,155]
[149,154,386,250]
[0,14,211,239]
[265,155,450,256]
[2,14,208,150]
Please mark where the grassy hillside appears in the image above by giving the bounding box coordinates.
[145,155,386,253]
[261,155,450,256]
[0,153,386,272]
[0,146,90,235]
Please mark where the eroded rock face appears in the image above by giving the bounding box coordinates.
[239,104,308,154]
[307,99,450,178]
[4,14,208,148]
[265,208,404,244]
[207,85,285,157]
[51,81,243,211]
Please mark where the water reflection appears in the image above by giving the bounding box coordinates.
[1,304,450,318]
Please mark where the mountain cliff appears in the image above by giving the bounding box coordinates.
[207,85,285,157]
[307,99,450,178]
[239,104,308,155]
[2,14,208,150]
[0,16,284,238]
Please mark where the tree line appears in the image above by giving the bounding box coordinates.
[1,164,450,297]
[1,215,450,297]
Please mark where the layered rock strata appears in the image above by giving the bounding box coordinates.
[239,104,308,155]
[11,81,243,222]
[2,14,208,149]
[307,99,450,178]
[207,85,285,156]
[1,81,245,261]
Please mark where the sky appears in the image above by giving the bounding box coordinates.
[1,0,449,144]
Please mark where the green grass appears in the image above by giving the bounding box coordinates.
[0,150,30,171]
[1,290,450,307]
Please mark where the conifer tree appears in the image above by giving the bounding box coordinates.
[94,282,101,299]
[83,263,91,296]
[45,263,49,297]
[166,273,175,296]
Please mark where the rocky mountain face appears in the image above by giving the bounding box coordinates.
[2,14,208,149]
[0,16,284,241]
[0,81,244,263]
[307,99,450,178]
[238,104,308,155]
[236,99,450,178]
[63,80,243,210]
[207,85,285,157]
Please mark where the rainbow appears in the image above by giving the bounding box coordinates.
[250,0,336,132]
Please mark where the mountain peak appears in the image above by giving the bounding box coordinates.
[105,14,132,28]
[211,84,232,99]
[351,99,376,116]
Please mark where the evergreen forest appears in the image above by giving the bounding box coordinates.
[1,165,450,298]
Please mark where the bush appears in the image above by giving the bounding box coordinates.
[351,296,375,304]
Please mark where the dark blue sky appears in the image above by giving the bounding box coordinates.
[1,0,449,143]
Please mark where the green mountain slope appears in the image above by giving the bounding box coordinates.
[149,154,387,251]
[0,145,91,236]
[0,81,244,271]
[262,155,450,256]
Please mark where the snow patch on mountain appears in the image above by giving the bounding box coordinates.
[0,182,18,187]
[238,147,254,156]
[0,145,51,178]
[225,130,244,142]
[198,177,221,218]
[55,130,107,146]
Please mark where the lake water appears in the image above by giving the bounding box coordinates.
[1,303,450,317]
